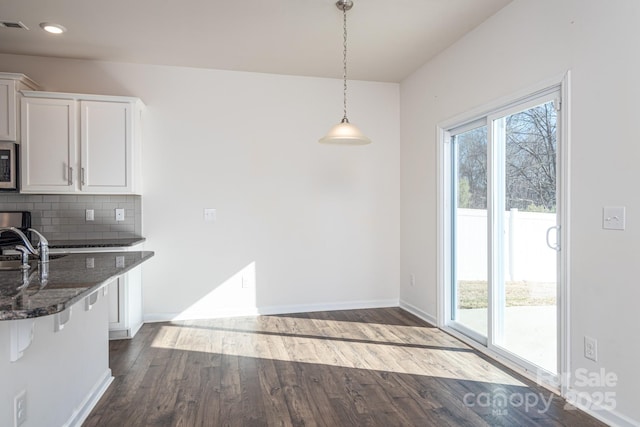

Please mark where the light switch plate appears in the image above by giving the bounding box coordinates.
[115,208,125,222]
[204,208,217,222]
[603,206,625,230]
[85,209,94,221]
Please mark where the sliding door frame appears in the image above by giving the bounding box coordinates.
[436,72,571,394]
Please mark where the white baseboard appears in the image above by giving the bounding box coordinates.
[144,298,399,323]
[109,321,144,340]
[257,298,399,316]
[564,386,639,427]
[64,369,113,427]
[144,307,260,322]
[399,300,437,326]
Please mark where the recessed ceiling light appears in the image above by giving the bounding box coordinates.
[39,22,66,34]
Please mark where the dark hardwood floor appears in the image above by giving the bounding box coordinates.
[83,308,605,426]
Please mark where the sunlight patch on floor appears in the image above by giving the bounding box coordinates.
[150,315,525,386]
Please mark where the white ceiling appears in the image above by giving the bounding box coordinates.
[0,0,512,83]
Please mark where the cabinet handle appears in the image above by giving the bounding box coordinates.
[81,168,85,186]
[69,167,73,185]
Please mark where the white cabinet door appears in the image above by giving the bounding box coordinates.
[0,79,17,141]
[107,277,125,329]
[107,267,143,340]
[20,97,77,193]
[80,100,134,193]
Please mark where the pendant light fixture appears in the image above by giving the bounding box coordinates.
[319,0,371,145]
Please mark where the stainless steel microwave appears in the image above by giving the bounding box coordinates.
[0,142,17,191]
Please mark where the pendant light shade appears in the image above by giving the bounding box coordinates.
[319,0,371,145]
[319,118,371,145]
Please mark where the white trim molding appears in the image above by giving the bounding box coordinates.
[64,369,113,427]
[399,300,437,326]
[144,298,400,323]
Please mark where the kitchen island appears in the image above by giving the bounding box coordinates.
[0,250,154,427]
[0,251,153,320]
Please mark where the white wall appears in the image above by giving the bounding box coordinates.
[400,0,640,425]
[0,53,400,318]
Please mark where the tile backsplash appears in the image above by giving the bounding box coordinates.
[0,194,142,240]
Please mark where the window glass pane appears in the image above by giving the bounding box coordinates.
[505,102,557,212]
[453,125,488,337]
[497,100,558,374]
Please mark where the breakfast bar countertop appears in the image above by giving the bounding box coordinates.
[0,251,154,320]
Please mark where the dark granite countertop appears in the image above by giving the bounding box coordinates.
[0,251,154,320]
[46,237,146,249]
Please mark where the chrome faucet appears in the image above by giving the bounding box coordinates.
[0,227,49,268]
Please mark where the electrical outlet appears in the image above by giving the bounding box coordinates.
[585,336,598,361]
[115,256,125,268]
[241,275,251,289]
[410,274,416,287]
[14,390,26,427]
[115,208,125,222]
[85,209,94,221]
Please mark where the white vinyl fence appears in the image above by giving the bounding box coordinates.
[456,208,557,282]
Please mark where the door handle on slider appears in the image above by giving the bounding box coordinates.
[546,225,560,251]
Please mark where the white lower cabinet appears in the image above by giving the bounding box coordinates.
[107,279,120,329]
[106,265,143,339]
[52,245,144,340]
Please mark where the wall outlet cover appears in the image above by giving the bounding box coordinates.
[584,336,598,362]
[15,390,26,427]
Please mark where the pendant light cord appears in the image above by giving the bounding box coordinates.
[318,0,371,145]
[342,4,349,123]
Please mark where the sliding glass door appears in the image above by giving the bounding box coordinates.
[490,97,559,374]
[448,89,561,376]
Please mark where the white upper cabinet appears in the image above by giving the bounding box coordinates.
[20,91,143,194]
[20,97,77,193]
[0,73,39,141]
[0,80,15,141]
[80,100,134,193]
